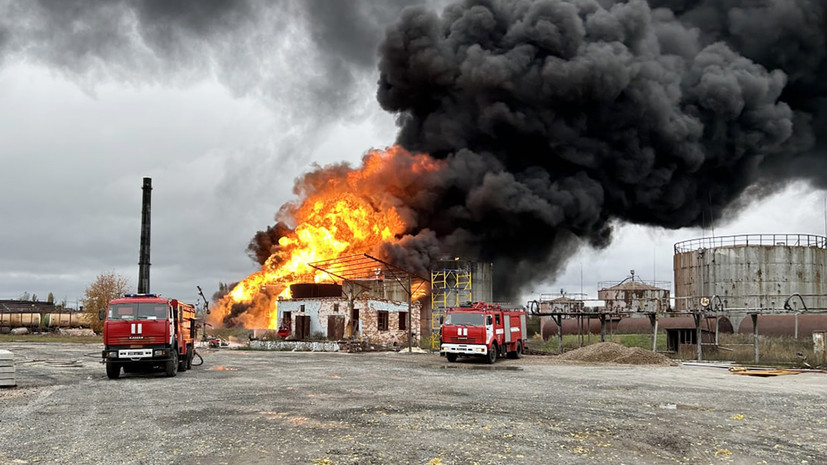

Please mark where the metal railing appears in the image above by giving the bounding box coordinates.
[597,279,671,291]
[674,233,827,254]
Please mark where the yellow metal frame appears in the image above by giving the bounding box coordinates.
[429,267,473,350]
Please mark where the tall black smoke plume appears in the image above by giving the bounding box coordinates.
[648,0,827,188]
[367,0,823,298]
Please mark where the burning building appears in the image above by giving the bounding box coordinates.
[276,281,420,348]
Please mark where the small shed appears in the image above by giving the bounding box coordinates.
[665,327,716,353]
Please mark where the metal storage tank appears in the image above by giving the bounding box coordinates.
[673,234,827,312]
[539,294,585,314]
[616,316,733,334]
[541,318,611,339]
[737,314,827,337]
[0,313,41,327]
[541,316,732,339]
[43,313,91,328]
[597,276,670,313]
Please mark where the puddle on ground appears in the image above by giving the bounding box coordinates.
[656,403,712,411]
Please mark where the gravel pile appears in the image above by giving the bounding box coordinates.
[557,342,675,365]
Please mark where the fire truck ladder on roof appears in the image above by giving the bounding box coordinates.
[430,265,473,350]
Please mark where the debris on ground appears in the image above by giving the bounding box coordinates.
[557,342,676,366]
[56,328,96,337]
[728,366,800,377]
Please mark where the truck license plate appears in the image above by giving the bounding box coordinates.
[119,349,152,358]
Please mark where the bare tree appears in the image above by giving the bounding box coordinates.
[82,272,130,333]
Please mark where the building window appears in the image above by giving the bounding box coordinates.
[300,304,305,312]
[333,303,339,313]
[377,311,389,331]
[398,312,407,331]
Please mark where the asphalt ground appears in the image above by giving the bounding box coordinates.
[0,342,825,465]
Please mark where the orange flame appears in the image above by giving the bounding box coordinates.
[209,146,440,329]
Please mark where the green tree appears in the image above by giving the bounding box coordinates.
[82,272,130,333]
[19,291,30,301]
[47,292,55,304]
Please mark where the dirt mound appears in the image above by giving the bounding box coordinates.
[557,342,675,366]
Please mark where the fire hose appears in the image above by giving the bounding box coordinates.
[191,349,204,367]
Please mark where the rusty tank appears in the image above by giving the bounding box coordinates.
[597,276,670,313]
[737,314,827,337]
[674,234,827,312]
[542,316,733,339]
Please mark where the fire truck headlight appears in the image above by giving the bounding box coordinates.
[153,349,166,357]
[108,351,118,358]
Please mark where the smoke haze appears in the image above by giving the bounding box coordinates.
[0,0,428,123]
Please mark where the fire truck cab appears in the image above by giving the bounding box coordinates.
[440,302,526,364]
[100,293,196,379]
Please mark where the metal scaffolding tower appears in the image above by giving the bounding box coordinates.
[429,263,473,350]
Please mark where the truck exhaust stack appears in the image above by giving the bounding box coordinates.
[138,177,151,294]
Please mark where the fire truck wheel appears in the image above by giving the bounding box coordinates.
[515,341,523,359]
[165,349,179,377]
[446,353,458,363]
[106,362,120,379]
[487,344,497,364]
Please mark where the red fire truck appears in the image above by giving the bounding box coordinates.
[100,293,197,379]
[440,302,527,364]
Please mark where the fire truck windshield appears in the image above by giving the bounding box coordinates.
[444,313,485,326]
[108,303,169,320]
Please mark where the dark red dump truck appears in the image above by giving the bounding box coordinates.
[100,293,196,379]
[440,302,527,363]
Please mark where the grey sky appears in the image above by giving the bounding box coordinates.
[1,0,824,308]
